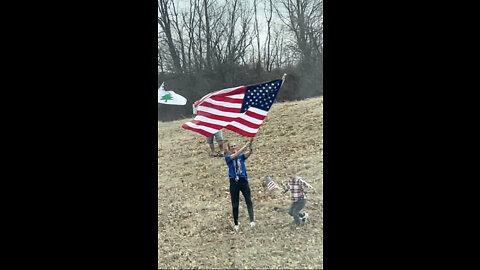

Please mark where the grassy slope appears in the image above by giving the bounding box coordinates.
[158,97,323,269]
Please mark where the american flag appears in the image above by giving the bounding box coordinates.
[266,176,280,191]
[182,79,284,137]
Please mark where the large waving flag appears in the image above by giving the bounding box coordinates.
[158,82,187,105]
[182,78,284,137]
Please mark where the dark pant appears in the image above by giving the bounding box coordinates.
[230,178,254,225]
[289,199,306,226]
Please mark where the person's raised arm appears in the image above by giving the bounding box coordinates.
[230,141,250,160]
[245,138,254,160]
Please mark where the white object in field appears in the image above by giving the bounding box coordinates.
[158,82,187,105]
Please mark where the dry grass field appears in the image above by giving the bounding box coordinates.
[158,97,323,269]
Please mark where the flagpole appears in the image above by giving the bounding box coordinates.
[280,73,287,89]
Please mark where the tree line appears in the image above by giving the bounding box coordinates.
[158,0,322,122]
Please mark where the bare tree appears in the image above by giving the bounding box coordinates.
[263,0,274,71]
[158,0,183,72]
[203,0,212,70]
[253,0,261,70]
[181,0,198,72]
[170,1,187,71]
[158,44,165,73]
[158,0,317,74]
[209,4,227,67]
[271,26,286,69]
[274,0,323,63]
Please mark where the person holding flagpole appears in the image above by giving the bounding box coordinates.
[225,138,255,232]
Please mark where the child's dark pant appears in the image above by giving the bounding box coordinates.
[289,199,306,226]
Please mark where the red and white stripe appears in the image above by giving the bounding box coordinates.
[267,180,279,191]
[182,85,268,137]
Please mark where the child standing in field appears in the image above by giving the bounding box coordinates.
[282,168,314,229]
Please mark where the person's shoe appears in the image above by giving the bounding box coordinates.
[250,221,256,228]
[301,213,309,223]
[234,225,239,232]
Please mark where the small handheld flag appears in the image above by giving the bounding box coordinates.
[266,176,280,191]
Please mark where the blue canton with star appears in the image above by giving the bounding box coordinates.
[240,80,283,113]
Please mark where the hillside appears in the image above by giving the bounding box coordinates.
[158,97,323,269]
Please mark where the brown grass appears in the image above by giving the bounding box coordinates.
[158,97,323,269]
